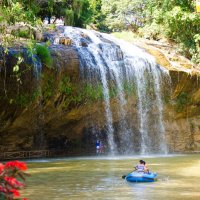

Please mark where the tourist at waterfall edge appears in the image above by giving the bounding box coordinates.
[96,140,100,155]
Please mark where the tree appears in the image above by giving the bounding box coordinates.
[142,0,200,63]
[101,0,146,31]
[87,0,107,30]
[33,0,92,27]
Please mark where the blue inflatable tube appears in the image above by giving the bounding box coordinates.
[126,172,157,182]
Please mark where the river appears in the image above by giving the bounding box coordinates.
[22,154,200,200]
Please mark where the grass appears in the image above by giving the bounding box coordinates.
[35,44,52,67]
[112,31,140,43]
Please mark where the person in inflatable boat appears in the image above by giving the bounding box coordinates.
[135,160,149,173]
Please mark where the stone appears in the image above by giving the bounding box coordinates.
[80,33,89,39]
[59,37,72,46]
[34,30,44,41]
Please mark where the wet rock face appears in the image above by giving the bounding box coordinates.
[0,44,81,152]
[164,71,200,152]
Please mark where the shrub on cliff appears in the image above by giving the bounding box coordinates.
[35,44,52,68]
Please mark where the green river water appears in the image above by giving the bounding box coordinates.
[22,154,200,200]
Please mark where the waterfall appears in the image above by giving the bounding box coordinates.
[62,26,169,155]
[64,27,117,154]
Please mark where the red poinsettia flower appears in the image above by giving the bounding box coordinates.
[1,160,28,200]
[16,161,27,171]
[9,189,20,197]
[5,161,27,171]
[0,185,4,192]
[0,163,5,173]
[4,176,24,187]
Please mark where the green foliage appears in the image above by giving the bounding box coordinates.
[32,88,42,101]
[35,44,52,67]
[23,41,52,69]
[101,0,146,31]
[46,23,56,31]
[0,1,43,88]
[123,81,136,96]
[60,76,104,103]
[163,6,199,60]
[87,0,107,30]
[138,22,163,40]
[42,74,54,100]
[11,29,32,39]
[175,92,189,111]
[64,9,74,26]
[0,1,39,26]
[12,88,41,107]
[73,0,93,27]
[112,31,139,42]
[59,76,73,95]
[58,76,106,110]
[93,0,200,64]
[83,83,104,101]
[12,55,24,83]
[35,0,93,27]
[15,93,30,107]
[109,83,117,98]
[1,0,199,66]
[140,1,200,63]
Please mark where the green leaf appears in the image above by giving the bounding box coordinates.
[13,65,19,72]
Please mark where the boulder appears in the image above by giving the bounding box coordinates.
[59,37,72,46]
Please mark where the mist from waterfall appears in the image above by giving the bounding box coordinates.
[63,26,170,155]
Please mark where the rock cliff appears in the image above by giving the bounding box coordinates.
[0,27,200,154]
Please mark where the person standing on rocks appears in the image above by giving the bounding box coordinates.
[96,140,100,155]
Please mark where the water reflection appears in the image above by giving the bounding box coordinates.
[22,154,200,200]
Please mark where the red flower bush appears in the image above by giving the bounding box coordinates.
[5,161,27,171]
[0,161,28,200]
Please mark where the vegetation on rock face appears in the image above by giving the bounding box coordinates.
[59,75,138,106]
[58,76,105,108]
[175,92,189,112]
[35,44,52,67]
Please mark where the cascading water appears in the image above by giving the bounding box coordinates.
[63,28,117,154]
[61,26,169,155]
